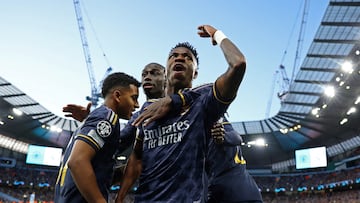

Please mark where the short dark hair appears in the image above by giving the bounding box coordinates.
[145,62,165,70]
[101,72,141,97]
[170,42,199,65]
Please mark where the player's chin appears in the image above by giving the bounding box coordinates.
[128,111,135,119]
[143,87,153,92]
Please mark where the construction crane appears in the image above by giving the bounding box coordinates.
[266,65,290,118]
[265,0,309,118]
[291,0,309,83]
[73,0,111,108]
[277,64,290,101]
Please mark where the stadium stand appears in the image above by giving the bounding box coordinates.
[1,0,360,202]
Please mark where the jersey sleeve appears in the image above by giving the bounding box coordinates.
[177,83,230,125]
[75,107,118,151]
[168,83,233,125]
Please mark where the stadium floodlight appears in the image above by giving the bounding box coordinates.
[346,107,356,115]
[50,125,62,133]
[12,108,23,116]
[340,118,348,125]
[255,138,267,146]
[280,128,288,134]
[311,107,320,115]
[355,96,360,105]
[246,138,268,147]
[324,86,335,98]
[341,61,354,74]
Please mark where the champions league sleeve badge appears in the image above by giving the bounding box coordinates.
[96,120,112,138]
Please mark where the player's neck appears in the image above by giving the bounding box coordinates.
[146,92,165,100]
[166,85,192,95]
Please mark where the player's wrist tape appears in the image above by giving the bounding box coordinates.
[213,30,227,45]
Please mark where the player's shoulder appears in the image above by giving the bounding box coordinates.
[87,105,118,125]
[140,99,160,110]
[191,83,213,94]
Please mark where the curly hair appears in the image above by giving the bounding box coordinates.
[101,72,141,97]
[170,42,199,66]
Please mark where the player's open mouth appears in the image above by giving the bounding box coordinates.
[143,83,154,89]
[173,64,185,72]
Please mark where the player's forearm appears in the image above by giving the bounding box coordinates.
[116,153,142,201]
[68,160,106,203]
[215,36,246,101]
[220,38,246,74]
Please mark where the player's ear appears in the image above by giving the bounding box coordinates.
[113,89,123,100]
[193,69,198,79]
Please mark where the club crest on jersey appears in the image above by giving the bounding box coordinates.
[96,120,112,137]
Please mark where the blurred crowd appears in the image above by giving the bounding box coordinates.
[0,164,359,202]
[0,165,56,203]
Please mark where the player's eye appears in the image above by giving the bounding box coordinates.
[183,53,193,61]
[168,53,178,59]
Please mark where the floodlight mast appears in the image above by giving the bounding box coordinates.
[73,0,99,108]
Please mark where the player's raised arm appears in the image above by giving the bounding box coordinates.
[197,24,246,102]
[133,25,246,127]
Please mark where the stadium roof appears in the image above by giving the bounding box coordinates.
[235,0,360,169]
[0,76,78,148]
[1,0,360,170]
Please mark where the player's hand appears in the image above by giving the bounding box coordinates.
[62,102,91,122]
[211,122,225,144]
[197,24,218,45]
[133,96,173,127]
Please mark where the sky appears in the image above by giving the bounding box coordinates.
[0,0,329,123]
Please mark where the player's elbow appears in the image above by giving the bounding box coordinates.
[67,156,84,170]
[231,56,246,73]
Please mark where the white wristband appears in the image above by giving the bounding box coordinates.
[213,30,227,45]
